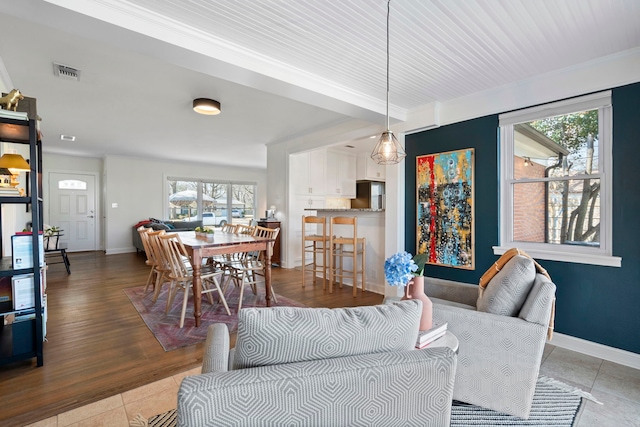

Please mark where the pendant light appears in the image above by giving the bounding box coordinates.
[371,0,406,165]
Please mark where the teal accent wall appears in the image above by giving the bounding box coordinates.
[405,82,640,354]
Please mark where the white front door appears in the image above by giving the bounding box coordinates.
[48,172,96,252]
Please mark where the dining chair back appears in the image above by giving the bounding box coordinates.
[137,226,157,293]
[225,225,280,312]
[221,223,237,233]
[146,230,171,303]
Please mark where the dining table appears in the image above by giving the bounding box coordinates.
[176,230,276,327]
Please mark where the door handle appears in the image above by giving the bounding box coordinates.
[87,215,94,218]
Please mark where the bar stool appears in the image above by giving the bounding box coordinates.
[302,216,330,288]
[329,216,366,297]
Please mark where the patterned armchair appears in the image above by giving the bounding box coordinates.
[427,254,556,419]
[177,301,458,426]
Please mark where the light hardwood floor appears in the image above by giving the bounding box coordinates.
[0,251,384,427]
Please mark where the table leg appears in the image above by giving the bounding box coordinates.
[265,242,273,307]
[192,250,202,327]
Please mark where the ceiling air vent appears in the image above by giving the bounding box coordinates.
[53,62,81,81]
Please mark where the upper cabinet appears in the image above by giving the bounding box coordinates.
[291,149,357,198]
[290,150,326,196]
[325,150,356,198]
[356,153,386,181]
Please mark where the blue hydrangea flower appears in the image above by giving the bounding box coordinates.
[384,251,418,286]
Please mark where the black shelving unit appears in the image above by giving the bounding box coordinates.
[0,116,44,367]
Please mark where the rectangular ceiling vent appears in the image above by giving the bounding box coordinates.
[53,62,81,81]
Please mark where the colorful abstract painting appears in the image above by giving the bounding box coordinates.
[416,148,474,269]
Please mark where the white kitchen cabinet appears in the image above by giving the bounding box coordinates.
[325,150,356,198]
[356,153,386,181]
[290,151,326,195]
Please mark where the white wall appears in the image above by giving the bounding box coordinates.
[104,154,267,254]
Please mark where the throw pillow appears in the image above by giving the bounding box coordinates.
[149,223,170,231]
[164,222,175,229]
[519,274,556,325]
[476,255,536,316]
[233,300,422,369]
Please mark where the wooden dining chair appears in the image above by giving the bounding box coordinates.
[225,225,279,312]
[160,233,231,328]
[137,226,158,293]
[146,229,172,303]
[221,223,237,233]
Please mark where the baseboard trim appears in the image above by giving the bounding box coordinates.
[549,332,640,370]
[106,248,137,255]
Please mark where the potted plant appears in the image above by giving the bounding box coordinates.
[384,251,432,330]
[204,227,215,241]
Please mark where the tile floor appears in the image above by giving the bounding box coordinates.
[23,345,640,427]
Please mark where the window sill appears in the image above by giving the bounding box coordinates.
[493,246,622,267]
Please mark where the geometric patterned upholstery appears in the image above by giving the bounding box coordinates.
[233,300,422,369]
[477,255,536,316]
[519,273,557,325]
[178,345,457,427]
[177,300,458,426]
[432,272,556,419]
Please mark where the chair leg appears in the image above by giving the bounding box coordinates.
[352,246,357,297]
[237,272,247,313]
[152,271,166,303]
[61,249,71,274]
[361,239,366,294]
[165,280,179,314]
[179,285,189,328]
[212,276,231,316]
[144,268,156,294]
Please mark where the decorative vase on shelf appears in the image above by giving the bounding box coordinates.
[402,275,433,331]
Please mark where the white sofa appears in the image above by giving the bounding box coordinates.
[177,300,458,426]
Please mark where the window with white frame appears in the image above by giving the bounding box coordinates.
[497,91,620,266]
[167,178,256,227]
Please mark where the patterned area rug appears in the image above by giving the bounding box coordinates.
[131,376,593,426]
[124,285,305,351]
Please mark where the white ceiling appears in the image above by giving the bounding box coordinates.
[0,0,639,169]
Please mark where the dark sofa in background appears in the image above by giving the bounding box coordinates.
[132,219,203,252]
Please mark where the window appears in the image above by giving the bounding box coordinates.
[167,178,256,227]
[58,179,87,190]
[498,91,620,266]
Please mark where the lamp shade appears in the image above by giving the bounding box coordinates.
[0,153,30,171]
[370,130,406,165]
[193,98,221,115]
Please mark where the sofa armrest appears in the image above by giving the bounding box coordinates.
[179,348,457,427]
[433,302,547,418]
[425,277,479,308]
[201,324,230,374]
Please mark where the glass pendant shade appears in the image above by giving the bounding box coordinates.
[371,130,406,165]
[370,0,405,165]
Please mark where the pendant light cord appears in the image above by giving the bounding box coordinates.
[386,0,390,131]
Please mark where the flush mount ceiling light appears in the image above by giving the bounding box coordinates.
[60,134,76,142]
[193,98,221,115]
[371,0,406,165]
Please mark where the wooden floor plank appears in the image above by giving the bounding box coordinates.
[0,251,383,426]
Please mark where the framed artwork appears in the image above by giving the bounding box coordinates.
[416,148,474,269]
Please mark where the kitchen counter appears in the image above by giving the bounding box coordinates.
[309,209,386,295]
